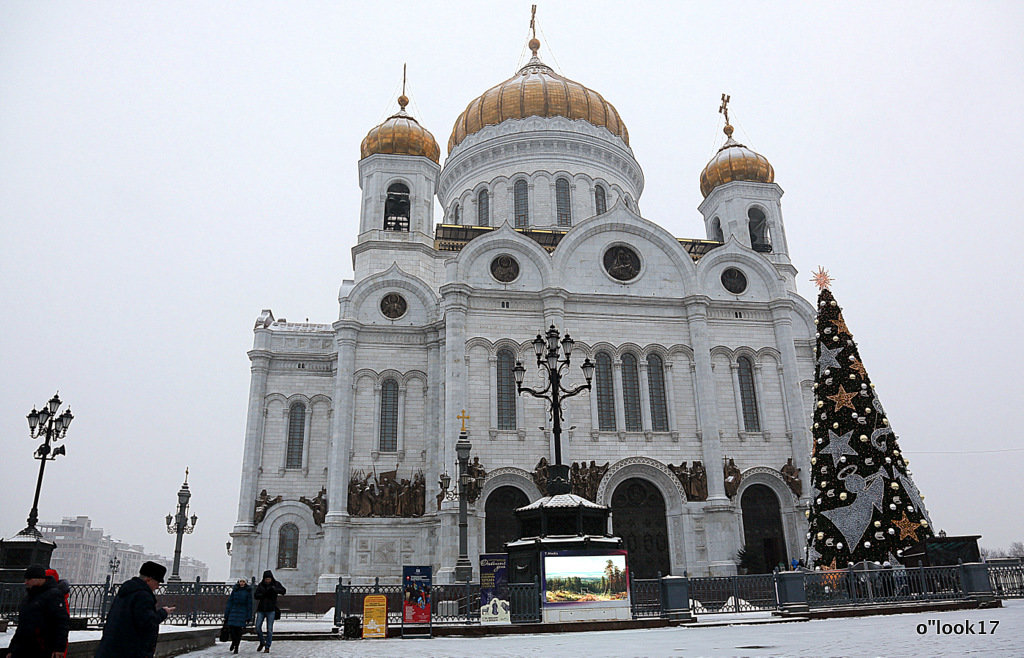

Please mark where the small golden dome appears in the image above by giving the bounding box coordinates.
[699,124,774,198]
[360,99,440,163]
[448,39,628,153]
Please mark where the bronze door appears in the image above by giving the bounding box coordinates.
[611,478,670,578]
[740,484,787,573]
[485,486,529,553]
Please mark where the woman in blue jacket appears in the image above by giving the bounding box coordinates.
[223,579,253,654]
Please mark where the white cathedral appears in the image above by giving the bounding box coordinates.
[230,35,816,594]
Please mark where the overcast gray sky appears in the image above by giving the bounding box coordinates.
[2,2,1023,580]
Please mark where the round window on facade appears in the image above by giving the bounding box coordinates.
[721,267,748,294]
[490,254,520,283]
[603,245,641,281]
[380,292,408,319]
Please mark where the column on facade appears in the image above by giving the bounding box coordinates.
[683,297,726,500]
[729,361,745,435]
[234,349,270,531]
[769,299,812,501]
[689,361,702,436]
[425,331,442,518]
[441,287,469,481]
[777,364,793,436]
[397,383,407,456]
[612,356,626,435]
[371,382,383,455]
[638,359,653,433]
[327,328,358,517]
[752,362,768,436]
[488,355,498,431]
[302,402,313,472]
[664,359,679,438]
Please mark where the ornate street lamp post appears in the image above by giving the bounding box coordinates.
[22,393,74,536]
[513,326,594,494]
[165,468,198,582]
[453,433,473,584]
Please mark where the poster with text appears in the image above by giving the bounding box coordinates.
[402,565,432,624]
[542,549,630,606]
[362,594,387,638]
[479,553,510,624]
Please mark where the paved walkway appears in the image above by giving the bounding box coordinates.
[182,599,1022,657]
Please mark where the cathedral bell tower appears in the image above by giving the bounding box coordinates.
[354,70,441,280]
[698,95,796,289]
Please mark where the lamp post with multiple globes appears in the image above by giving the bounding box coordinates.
[165,469,198,582]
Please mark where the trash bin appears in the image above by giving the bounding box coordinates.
[343,615,362,639]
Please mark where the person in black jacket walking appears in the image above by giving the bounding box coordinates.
[252,570,285,653]
[223,579,253,654]
[93,561,176,658]
[8,564,70,658]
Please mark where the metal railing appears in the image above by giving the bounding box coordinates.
[988,564,1024,599]
[689,574,778,614]
[509,580,541,623]
[629,577,662,618]
[804,565,962,609]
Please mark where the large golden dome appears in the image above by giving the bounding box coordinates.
[360,96,440,163]
[699,124,774,198]
[448,40,629,153]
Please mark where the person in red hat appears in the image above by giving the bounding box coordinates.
[7,564,69,658]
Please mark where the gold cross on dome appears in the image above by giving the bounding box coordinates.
[719,93,731,125]
[530,5,537,39]
[457,409,470,432]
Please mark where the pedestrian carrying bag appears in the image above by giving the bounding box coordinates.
[219,624,230,642]
[274,607,281,620]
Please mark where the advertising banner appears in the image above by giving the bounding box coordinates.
[541,549,630,606]
[479,553,510,625]
[362,594,387,638]
[402,565,432,624]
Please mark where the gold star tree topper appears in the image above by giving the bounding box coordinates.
[811,266,833,290]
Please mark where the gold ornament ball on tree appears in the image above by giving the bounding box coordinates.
[839,492,847,501]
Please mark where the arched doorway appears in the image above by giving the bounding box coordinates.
[611,478,670,578]
[485,486,529,553]
[740,484,787,573]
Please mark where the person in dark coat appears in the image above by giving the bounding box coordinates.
[8,564,70,658]
[252,570,285,653]
[223,579,253,654]
[93,561,175,658]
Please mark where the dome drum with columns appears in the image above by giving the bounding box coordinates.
[230,21,815,595]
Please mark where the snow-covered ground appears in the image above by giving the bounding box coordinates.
[179,600,1024,657]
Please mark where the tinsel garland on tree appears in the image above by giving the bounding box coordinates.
[806,271,933,568]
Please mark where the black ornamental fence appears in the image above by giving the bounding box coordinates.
[2,562,1018,630]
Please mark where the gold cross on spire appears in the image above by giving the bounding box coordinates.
[184,466,189,484]
[402,63,406,97]
[457,409,470,432]
[719,93,731,126]
[530,5,537,39]
[398,63,409,110]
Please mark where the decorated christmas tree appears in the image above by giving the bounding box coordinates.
[806,268,933,568]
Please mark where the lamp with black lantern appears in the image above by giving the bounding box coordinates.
[165,468,198,582]
[0,393,74,580]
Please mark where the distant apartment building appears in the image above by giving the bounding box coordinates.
[37,516,209,583]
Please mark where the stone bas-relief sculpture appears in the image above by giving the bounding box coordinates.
[253,489,283,524]
[532,458,609,501]
[348,470,426,517]
[723,458,742,498]
[667,461,708,501]
[300,487,328,525]
[781,458,802,498]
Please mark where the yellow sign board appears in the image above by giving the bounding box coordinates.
[362,594,388,638]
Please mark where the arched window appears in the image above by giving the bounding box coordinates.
[647,354,669,432]
[379,379,399,452]
[595,184,607,215]
[384,182,410,231]
[277,523,298,569]
[621,353,642,431]
[451,203,460,225]
[737,356,761,432]
[710,217,724,242]
[555,178,572,226]
[595,352,616,431]
[748,207,771,251]
[514,180,529,228]
[496,349,517,430]
[477,189,490,226]
[286,402,305,469]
